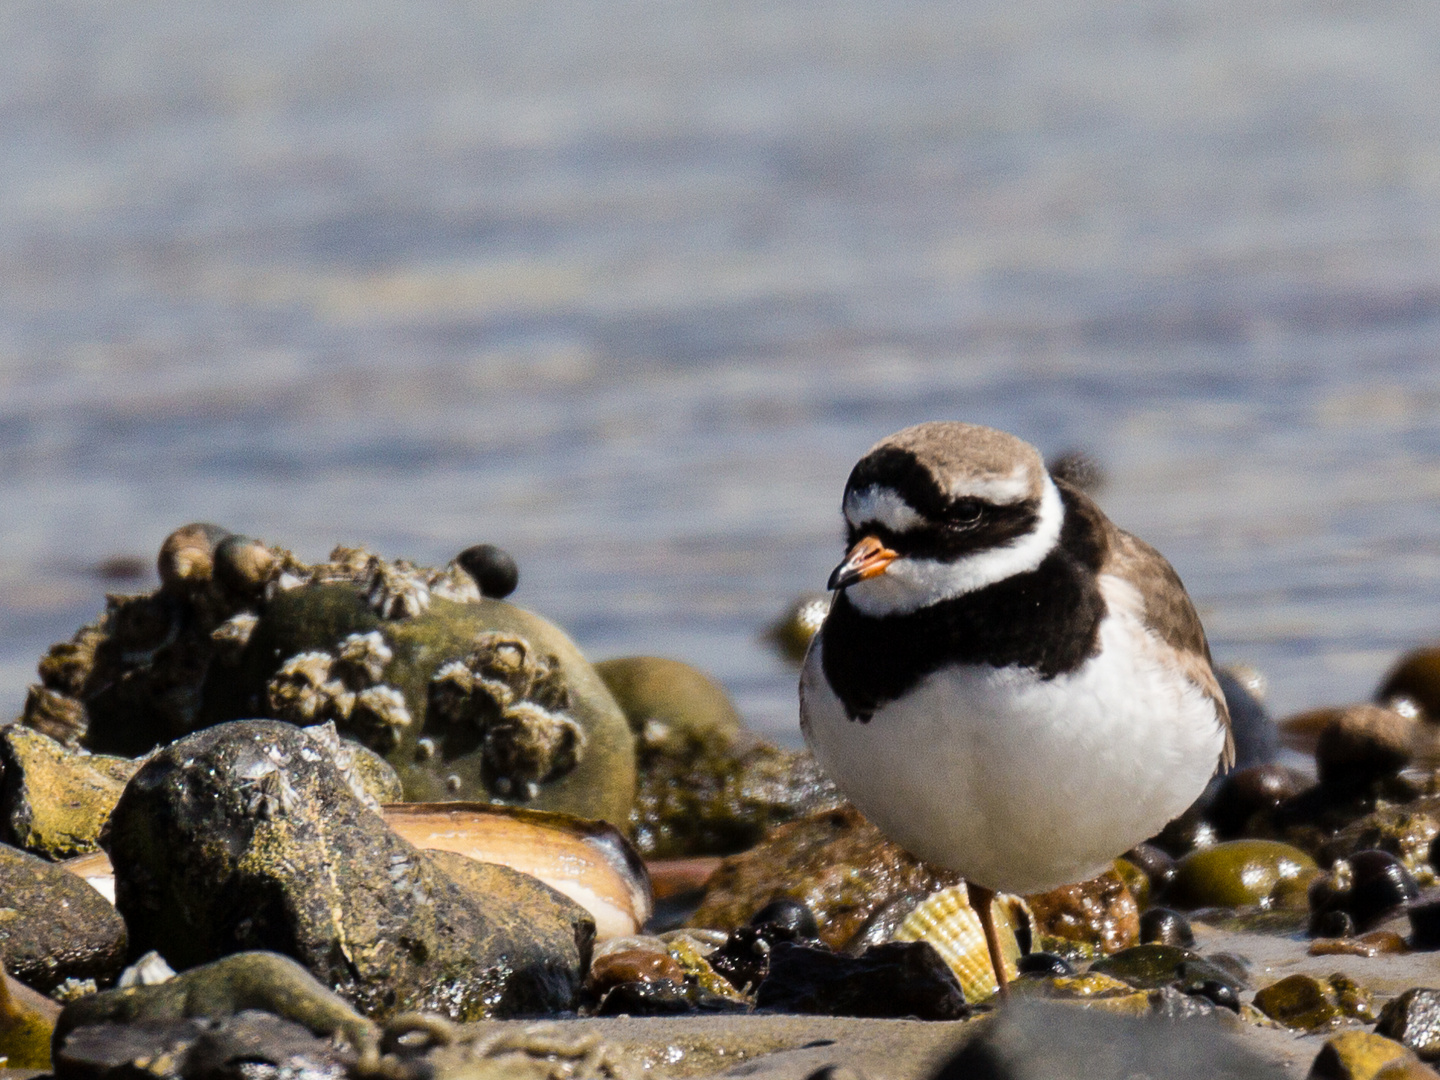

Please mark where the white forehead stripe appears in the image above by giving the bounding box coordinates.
[844,486,924,533]
[845,474,1065,616]
[949,463,1033,506]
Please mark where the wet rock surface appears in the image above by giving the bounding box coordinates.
[1024,870,1139,956]
[0,726,139,861]
[688,806,962,950]
[0,971,61,1070]
[0,841,127,992]
[104,720,592,1019]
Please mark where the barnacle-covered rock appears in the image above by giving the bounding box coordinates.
[203,573,634,822]
[0,842,127,992]
[0,726,138,860]
[686,805,962,950]
[104,720,592,1020]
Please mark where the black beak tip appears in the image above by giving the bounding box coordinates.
[827,565,851,591]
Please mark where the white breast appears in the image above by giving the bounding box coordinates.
[799,575,1227,895]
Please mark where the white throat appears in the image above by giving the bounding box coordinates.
[845,473,1065,616]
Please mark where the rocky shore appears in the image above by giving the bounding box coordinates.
[10,524,1440,1079]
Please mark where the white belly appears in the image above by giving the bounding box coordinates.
[799,600,1226,895]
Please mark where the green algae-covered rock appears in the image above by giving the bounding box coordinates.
[596,656,743,757]
[203,583,635,825]
[0,726,138,860]
[53,951,376,1052]
[1310,1030,1423,1080]
[0,841,127,992]
[1169,839,1319,910]
[105,720,592,1020]
[1088,943,1246,994]
[1254,974,1344,1031]
[1,971,60,1070]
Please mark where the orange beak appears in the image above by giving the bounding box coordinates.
[828,535,899,590]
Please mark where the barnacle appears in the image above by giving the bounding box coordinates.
[334,631,393,689]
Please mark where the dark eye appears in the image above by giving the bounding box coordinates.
[950,499,984,527]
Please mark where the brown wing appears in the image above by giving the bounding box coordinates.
[1080,490,1234,769]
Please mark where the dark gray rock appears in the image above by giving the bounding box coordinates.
[932,1000,1283,1080]
[1376,988,1440,1061]
[0,841,126,992]
[103,721,592,1020]
[754,941,968,1020]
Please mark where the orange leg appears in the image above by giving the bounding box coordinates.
[967,880,1009,999]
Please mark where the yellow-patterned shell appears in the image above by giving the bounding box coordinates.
[892,885,1022,1002]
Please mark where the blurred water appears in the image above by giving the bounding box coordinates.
[3,0,1440,743]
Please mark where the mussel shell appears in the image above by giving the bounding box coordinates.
[382,801,652,939]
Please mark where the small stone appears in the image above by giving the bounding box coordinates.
[1253,974,1343,1031]
[589,948,685,994]
[1122,842,1177,894]
[1378,648,1440,724]
[1208,764,1313,837]
[1169,839,1319,909]
[1311,930,1410,957]
[1312,850,1420,936]
[1379,989,1440,1061]
[1139,908,1195,948]
[1089,944,1247,994]
[754,940,968,1019]
[1015,952,1075,977]
[1309,1031,1418,1080]
[0,842,127,992]
[456,544,519,599]
[1218,666,1281,770]
[1187,979,1241,1013]
[1317,705,1417,790]
[1025,869,1139,955]
[750,898,821,939]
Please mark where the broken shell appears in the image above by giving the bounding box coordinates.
[63,850,115,904]
[891,885,1021,1002]
[382,802,652,940]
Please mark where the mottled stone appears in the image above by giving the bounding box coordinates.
[104,721,592,1019]
[0,842,126,992]
[1317,706,1417,790]
[1024,869,1139,956]
[687,805,962,950]
[0,726,138,860]
[1379,989,1440,1062]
